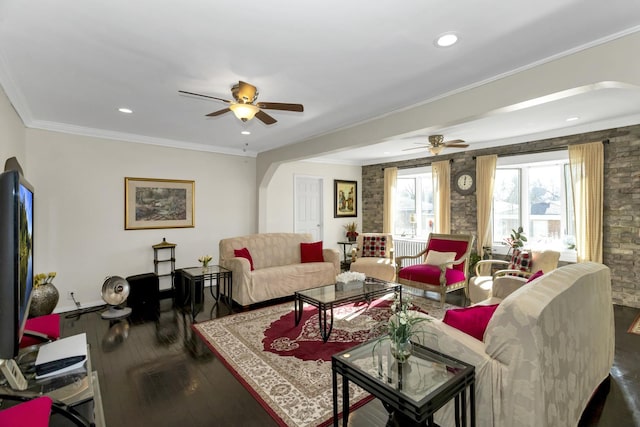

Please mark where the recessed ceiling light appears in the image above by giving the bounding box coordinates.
[118,107,133,114]
[241,131,251,135]
[566,116,579,122]
[436,33,458,47]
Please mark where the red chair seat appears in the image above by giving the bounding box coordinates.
[398,264,466,285]
[0,396,53,427]
[20,314,61,348]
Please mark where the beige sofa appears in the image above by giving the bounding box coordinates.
[414,262,614,427]
[219,233,340,307]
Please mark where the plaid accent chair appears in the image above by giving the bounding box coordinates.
[349,233,395,281]
[468,249,560,304]
[395,233,475,307]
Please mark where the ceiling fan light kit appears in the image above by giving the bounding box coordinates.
[180,80,303,125]
[402,134,469,155]
[429,145,445,155]
[229,103,259,121]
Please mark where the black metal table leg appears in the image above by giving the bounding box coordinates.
[294,295,303,326]
[342,376,350,426]
[332,365,339,427]
[320,303,335,342]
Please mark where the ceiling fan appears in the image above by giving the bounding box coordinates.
[179,81,303,125]
[403,135,469,155]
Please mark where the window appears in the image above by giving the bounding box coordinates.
[492,151,576,261]
[394,168,434,238]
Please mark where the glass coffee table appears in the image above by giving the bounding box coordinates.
[294,278,401,342]
[332,339,475,426]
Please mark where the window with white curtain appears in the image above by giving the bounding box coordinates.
[492,151,576,261]
[394,167,434,238]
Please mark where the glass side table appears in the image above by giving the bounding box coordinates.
[180,265,232,322]
[332,338,475,426]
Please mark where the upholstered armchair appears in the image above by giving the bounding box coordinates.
[395,233,475,307]
[349,233,395,281]
[468,249,561,304]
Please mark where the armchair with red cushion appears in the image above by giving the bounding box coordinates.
[20,313,61,348]
[395,233,475,307]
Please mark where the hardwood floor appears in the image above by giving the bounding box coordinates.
[58,287,640,427]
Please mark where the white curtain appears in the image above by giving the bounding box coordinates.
[383,167,397,234]
[432,161,451,233]
[475,155,497,257]
[569,142,603,263]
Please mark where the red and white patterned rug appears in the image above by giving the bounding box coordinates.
[193,295,454,427]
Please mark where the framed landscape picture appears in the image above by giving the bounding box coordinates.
[125,177,195,230]
[334,179,357,218]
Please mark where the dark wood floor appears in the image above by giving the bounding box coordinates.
[58,287,640,427]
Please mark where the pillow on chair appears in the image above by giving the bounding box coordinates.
[361,236,387,258]
[424,250,456,266]
[508,249,531,276]
[525,270,544,283]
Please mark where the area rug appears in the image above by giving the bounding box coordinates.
[628,312,640,335]
[192,295,454,427]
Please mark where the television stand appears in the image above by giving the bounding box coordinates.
[0,344,105,426]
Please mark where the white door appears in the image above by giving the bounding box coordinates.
[294,176,323,240]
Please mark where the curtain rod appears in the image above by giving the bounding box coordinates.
[381,158,453,171]
[472,139,609,160]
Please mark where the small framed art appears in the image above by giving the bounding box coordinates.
[334,179,357,218]
[125,177,195,230]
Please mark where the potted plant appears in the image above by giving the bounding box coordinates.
[344,221,358,241]
[504,226,527,255]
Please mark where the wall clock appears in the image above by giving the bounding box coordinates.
[454,170,475,195]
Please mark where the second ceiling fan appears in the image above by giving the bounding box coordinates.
[404,135,469,155]
[179,81,304,125]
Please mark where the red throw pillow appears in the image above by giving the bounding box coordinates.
[300,241,324,263]
[443,304,499,341]
[234,247,255,271]
[526,270,544,283]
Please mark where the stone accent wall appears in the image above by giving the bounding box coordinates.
[362,124,640,308]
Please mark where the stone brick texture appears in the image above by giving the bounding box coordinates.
[362,124,640,308]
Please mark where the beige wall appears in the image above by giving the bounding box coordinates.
[266,161,361,250]
[25,128,257,311]
[0,86,25,170]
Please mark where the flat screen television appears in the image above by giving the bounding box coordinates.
[0,168,34,390]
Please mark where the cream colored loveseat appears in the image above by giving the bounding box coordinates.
[219,233,340,307]
[414,262,614,427]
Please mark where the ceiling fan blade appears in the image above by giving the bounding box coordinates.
[255,109,277,125]
[256,102,304,112]
[444,143,469,148]
[402,146,429,151]
[443,139,465,145]
[178,90,232,104]
[236,81,258,103]
[206,107,231,117]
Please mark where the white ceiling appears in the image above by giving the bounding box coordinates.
[1,1,640,164]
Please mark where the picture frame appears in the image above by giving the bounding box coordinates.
[334,179,357,218]
[125,177,195,230]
